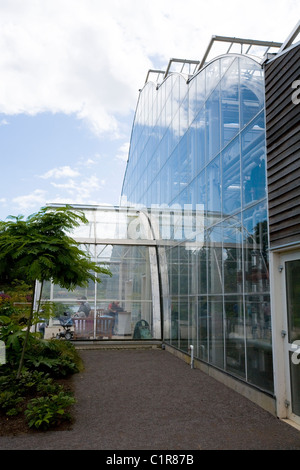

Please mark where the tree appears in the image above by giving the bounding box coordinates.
[0,205,112,377]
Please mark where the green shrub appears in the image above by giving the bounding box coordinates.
[0,370,75,423]
[0,390,24,416]
[25,391,76,430]
[24,338,83,378]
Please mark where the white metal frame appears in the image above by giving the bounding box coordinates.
[270,249,300,425]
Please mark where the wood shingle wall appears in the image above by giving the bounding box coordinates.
[265,44,300,250]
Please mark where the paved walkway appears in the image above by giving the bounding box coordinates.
[1,348,300,450]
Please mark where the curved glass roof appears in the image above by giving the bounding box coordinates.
[144,35,282,86]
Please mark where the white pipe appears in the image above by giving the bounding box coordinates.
[189,345,194,369]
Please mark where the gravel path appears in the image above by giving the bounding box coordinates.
[1,348,300,450]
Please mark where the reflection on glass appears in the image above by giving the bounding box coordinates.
[242,113,266,207]
[121,54,271,391]
[42,243,155,341]
[223,215,242,293]
[286,260,300,343]
[242,202,269,294]
[289,353,300,416]
[240,58,264,128]
[225,296,245,378]
[208,296,224,368]
[206,156,221,221]
[195,109,206,173]
[221,58,240,148]
[222,137,241,216]
[170,298,179,349]
[198,297,208,361]
[206,87,221,161]
[245,295,273,390]
[207,224,223,295]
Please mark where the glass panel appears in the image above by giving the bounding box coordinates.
[240,57,264,128]
[208,296,224,368]
[286,260,300,343]
[245,294,273,391]
[241,112,266,208]
[188,75,197,127]
[194,170,206,220]
[179,298,189,352]
[206,86,221,161]
[44,243,156,340]
[198,244,207,295]
[195,108,206,173]
[177,133,189,193]
[206,156,221,226]
[171,146,180,201]
[222,136,241,217]
[197,296,208,361]
[205,60,220,97]
[190,70,205,125]
[225,295,245,377]
[168,245,179,296]
[179,245,189,295]
[223,214,243,294]
[207,224,223,295]
[242,202,269,294]
[289,353,300,416]
[170,297,179,349]
[189,297,198,347]
[180,90,189,138]
[221,58,240,148]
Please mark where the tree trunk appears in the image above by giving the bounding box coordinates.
[16,281,36,379]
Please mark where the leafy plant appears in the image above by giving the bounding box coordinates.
[0,390,24,416]
[0,369,76,426]
[0,205,111,378]
[25,392,75,430]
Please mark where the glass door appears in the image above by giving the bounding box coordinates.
[284,256,300,424]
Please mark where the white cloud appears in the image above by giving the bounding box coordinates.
[39,166,80,179]
[77,153,103,167]
[51,175,105,200]
[0,0,298,138]
[12,189,47,212]
[115,142,130,162]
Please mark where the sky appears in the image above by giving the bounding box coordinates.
[0,0,299,221]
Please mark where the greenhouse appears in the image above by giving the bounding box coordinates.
[121,42,273,393]
[37,27,300,426]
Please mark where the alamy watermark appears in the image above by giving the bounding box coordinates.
[291,80,300,105]
[291,340,300,365]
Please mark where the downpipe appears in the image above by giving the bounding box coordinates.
[188,345,194,369]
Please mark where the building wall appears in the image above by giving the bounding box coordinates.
[265,43,300,250]
[265,41,300,423]
[122,54,273,393]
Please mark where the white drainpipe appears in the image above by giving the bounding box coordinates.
[189,345,194,369]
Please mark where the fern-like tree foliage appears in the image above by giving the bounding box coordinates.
[0,205,112,377]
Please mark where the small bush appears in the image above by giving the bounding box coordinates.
[0,316,80,431]
[25,392,76,430]
[0,390,24,416]
[0,369,76,428]
[24,338,83,378]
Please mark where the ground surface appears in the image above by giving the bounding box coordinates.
[1,348,300,450]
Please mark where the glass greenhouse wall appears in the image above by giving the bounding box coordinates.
[121,54,272,393]
[40,206,161,342]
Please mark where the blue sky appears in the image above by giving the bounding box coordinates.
[0,111,132,218]
[0,0,299,221]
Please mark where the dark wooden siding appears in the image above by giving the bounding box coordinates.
[265,44,300,250]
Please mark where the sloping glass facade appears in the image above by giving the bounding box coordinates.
[122,54,272,392]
